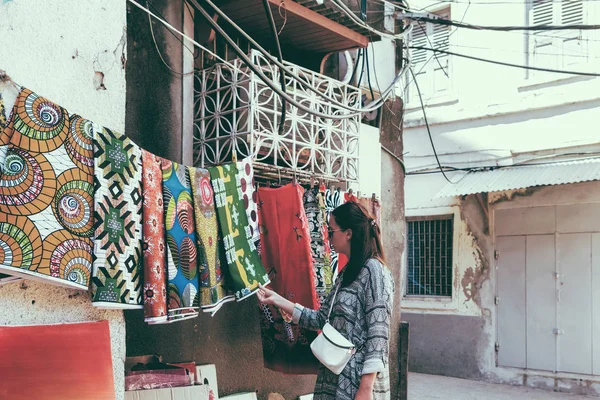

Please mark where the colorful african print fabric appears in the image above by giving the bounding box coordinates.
[237,157,260,251]
[258,183,320,374]
[142,150,168,324]
[325,188,348,282]
[208,163,270,301]
[0,87,94,289]
[162,160,200,321]
[303,185,333,304]
[91,127,143,309]
[188,166,235,315]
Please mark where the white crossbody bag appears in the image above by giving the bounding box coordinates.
[310,283,357,375]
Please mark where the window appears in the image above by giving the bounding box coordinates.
[528,0,586,76]
[406,215,453,297]
[407,9,451,103]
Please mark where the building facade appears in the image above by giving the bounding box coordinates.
[402,0,600,394]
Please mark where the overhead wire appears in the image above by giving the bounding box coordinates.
[261,0,287,135]
[329,0,413,39]
[197,0,405,114]
[408,65,455,183]
[409,45,600,77]
[146,0,197,76]
[134,0,367,119]
[403,13,600,31]
[187,0,366,119]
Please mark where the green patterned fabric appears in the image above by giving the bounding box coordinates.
[208,163,269,300]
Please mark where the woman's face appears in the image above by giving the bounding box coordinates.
[328,216,351,257]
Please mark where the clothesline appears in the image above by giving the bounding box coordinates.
[0,83,383,372]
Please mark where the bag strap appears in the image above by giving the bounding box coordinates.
[325,281,341,324]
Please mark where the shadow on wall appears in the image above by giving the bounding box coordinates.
[125,296,317,400]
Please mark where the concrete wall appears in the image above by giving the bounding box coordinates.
[0,1,128,398]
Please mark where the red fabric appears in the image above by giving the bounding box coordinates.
[258,183,319,374]
[344,192,358,203]
[0,321,115,400]
[141,150,168,324]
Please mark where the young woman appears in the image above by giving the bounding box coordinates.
[257,201,394,400]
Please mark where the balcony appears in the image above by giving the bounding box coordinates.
[193,50,361,182]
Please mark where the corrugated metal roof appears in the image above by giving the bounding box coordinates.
[436,158,600,198]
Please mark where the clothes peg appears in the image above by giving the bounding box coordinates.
[348,188,354,195]
[372,192,376,201]
[292,170,298,186]
[310,175,315,188]
[278,169,282,186]
[232,148,238,164]
[357,191,361,198]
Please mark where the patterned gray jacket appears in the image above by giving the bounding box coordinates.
[292,258,394,400]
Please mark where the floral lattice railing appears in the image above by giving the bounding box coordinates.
[193,50,361,182]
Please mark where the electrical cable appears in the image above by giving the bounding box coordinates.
[406,155,600,175]
[127,0,236,67]
[136,0,403,121]
[416,21,449,78]
[403,13,600,31]
[356,0,376,100]
[408,66,455,184]
[198,0,401,114]
[262,0,287,136]
[146,0,195,76]
[188,0,365,119]
[364,43,377,100]
[329,0,413,40]
[197,0,401,113]
[349,49,363,84]
[409,45,600,77]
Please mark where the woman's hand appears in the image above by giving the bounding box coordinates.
[257,283,279,306]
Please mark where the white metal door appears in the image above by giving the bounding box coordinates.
[526,235,556,371]
[557,233,592,375]
[496,204,600,375]
[497,236,526,368]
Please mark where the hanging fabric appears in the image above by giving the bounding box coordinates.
[302,185,333,304]
[344,190,358,203]
[141,150,168,324]
[0,87,94,289]
[188,166,235,314]
[258,183,320,374]
[162,160,200,321]
[91,126,143,309]
[236,157,260,252]
[324,187,348,282]
[0,92,7,129]
[208,163,270,300]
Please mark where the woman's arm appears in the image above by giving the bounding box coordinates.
[256,283,294,315]
[361,261,394,379]
[257,284,329,331]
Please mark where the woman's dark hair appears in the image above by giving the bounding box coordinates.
[331,201,386,286]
